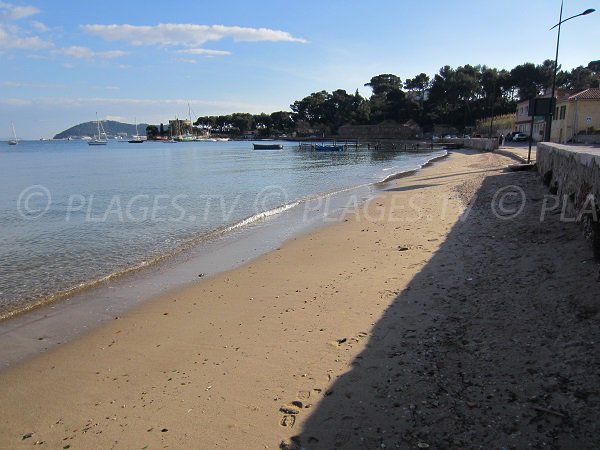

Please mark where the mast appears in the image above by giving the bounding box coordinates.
[188,103,193,138]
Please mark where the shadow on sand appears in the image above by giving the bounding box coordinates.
[282,167,600,449]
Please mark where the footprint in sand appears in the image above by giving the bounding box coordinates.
[297,390,311,400]
[279,401,303,428]
[280,414,296,428]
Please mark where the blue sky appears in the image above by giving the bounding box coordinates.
[1,0,598,139]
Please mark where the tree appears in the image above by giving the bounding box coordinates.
[588,60,600,88]
[365,74,406,123]
[565,66,596,90]
[365,74,402,96]
[270,111,295,134]
[404,73,431,100]
[146,125,159,139]
[290,91,332,125]
[510,63,545,100]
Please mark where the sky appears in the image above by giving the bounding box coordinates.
[1,0,598,139]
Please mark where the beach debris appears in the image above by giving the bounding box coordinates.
[160,428,169,432]
[397,246,409,251]
[198,273,205,278]
[336,338,347,345]
[21,432,33,440]
[290,400,303,408]
[280,406,300,415]
[531,405,566,418]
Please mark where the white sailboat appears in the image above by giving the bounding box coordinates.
[88,113,108,146]
[128,118,145,143]
[8,122,18,145]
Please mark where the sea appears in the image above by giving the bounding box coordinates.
[0,139,445,318]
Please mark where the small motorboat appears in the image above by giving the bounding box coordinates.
[253,143,283,150]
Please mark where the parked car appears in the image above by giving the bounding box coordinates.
[513,132,529,142]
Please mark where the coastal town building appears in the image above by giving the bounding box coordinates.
[517,88,600,144]
[550,88,600,144]
[168,118,193,136]
[515,99,546,142]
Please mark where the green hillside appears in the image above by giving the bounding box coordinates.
[54,121,150,139]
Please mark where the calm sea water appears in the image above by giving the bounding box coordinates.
[0,139,444,317]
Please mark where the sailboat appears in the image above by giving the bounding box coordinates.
[128,118,145,143]
[8,122,18,145]
[88,113,108,146]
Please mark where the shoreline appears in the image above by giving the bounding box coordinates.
[0,147,445,322]
[0,150,445,368]
[2,148,596,448]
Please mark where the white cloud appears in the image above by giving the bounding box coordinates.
[176,48,231,57]
[0,3,48,50]
[81,23,307,48]
[0,23,50,49]
[0,96,281,113]
[30,20,48,32]
[0,1,39,20]
[2,97,33,105]
[104,115,128,122]
[1,80,64,88]
[92,85,120,91]
[56,45,129,59]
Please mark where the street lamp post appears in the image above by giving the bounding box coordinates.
[545,2,595,142]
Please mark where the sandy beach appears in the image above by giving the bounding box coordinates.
[1,149,599,449]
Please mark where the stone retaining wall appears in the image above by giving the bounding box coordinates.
[537,143,600,257]
[444,138,499,151]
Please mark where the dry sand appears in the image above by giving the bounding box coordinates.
[1,149,599,449]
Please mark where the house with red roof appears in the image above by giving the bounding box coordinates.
[550,88,600,144]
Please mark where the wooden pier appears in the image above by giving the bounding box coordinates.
[298,139,454,152]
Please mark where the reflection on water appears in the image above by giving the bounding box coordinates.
[0,140,444,315]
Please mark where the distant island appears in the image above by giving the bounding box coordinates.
[53,121,149,140]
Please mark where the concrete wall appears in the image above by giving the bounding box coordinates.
[441,138,498,151]
[537,143,600,257]
[575,134,600,145]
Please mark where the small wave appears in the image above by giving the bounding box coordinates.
[1,152,448,321]
[377,151,448,184]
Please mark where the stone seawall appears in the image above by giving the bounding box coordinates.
[444,138,499,152]
[537,143,600,257]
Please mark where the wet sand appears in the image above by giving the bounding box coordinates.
[1,149,599,449]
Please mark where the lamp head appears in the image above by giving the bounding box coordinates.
[582,8,595,15]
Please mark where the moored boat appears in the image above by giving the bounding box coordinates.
[88,113,108,146]
[253,143,283,150]
[314,144,345,152]
[128,118,145,143]
[8,122,18,145]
